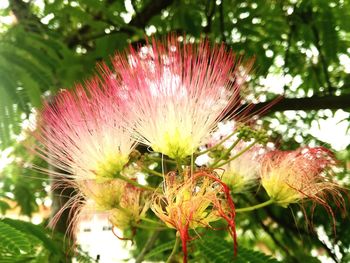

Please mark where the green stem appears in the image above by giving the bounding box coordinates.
[175,158,184,173]
[211,140,257,168]
[210,137,241,168]
[148,156,177,165]
[236,199,274,213]
[135,230,160,263]
[166,235,180,263]
[225,137,241,154]
[116,174,159,192]
[132,223,168,230]
[190,154,195,175]
[196,130,237,156]
[142,166,164,177]
[140,217,165,226]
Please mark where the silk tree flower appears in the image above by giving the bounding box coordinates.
[260,147,344,210]
[51,178,149,238]
[79,179,150,231]
[152,170,237,263]
[108,36,251,160]
[78,179,126,210]
[50,180,121,238]
[222,143,265,193]
[109,183,150,230]
[32,78,135,181]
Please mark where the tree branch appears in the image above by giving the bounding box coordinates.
[311,23,334,95]
[280,3,296,95]
[203,0,216,34]
[296,4,334,95]
[68,0,174,47]
[9,0,40,23]
[129,0,174,28]
[241,94,350,115]
[219,0,226,42]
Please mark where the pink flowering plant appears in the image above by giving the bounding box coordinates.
[29,35,346,262]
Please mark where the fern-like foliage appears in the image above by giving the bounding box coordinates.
[195,236,280,263]
[0,220,36,262]
[143,240,175,260]
[0,218,94,263]
[0,24,76,149]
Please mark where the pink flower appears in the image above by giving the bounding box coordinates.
[32,78,135,181]
[107,36,251,159]
[260,147,344,213]
[222,143,265,192]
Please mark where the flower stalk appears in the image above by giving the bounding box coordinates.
[196,129,238,156]
[166,235,181,263]
[236,199,274,213]
[211,140,257,168]
[114,173,158,192]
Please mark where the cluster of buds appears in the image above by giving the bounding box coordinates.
[29,34,345,262]
[236,124,269,144]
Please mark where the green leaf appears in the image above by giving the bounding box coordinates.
[0,220,34,257]
[2,218,60,255]
[0,200,11,214]
[0,255,37,263]
[0,218,94,263]
[144,240,175,260]
[196,237,279,263]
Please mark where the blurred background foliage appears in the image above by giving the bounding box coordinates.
[0,0,349,262]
